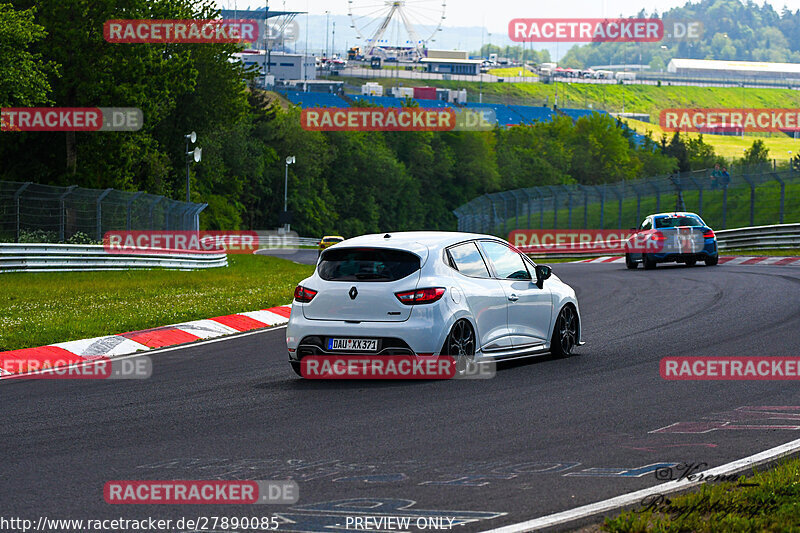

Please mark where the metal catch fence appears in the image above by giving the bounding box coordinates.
[0,181,207,243]
[454,165,800,236]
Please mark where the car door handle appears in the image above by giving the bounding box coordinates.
[508,294,519,302]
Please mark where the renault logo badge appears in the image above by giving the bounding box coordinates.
[349,286,358,300]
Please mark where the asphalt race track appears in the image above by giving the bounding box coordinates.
[255,247,321,265]
[2,261,800,532]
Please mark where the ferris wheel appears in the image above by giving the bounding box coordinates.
[347,0,447,60]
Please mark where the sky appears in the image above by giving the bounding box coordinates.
[221,0,800,35]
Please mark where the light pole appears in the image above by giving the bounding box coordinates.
[325,11,330,59]
[185,132,201,203]
[264,0,271,89]
[284,155,295,230]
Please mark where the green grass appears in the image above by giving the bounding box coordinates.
[333,76,800,155]
[488,67,536,78]
[722,248,800,256]
[333,76,800,116]
[0,254,314,352]
[623,118,800,161]
[496,180,800,236]
[602,458,800,532]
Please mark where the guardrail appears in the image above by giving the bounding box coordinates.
[0,243,227,272]
[716,224,800,251]
[287,237,321,247]
[519,224,800,260]
[254,236,320,248]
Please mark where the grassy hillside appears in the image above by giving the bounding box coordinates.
[334,76,800,115]
[623,118,800,161]
[333,76,800,163]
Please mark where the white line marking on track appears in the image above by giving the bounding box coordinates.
[482,437,800,532]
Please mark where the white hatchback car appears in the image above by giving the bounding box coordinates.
[286,232,582,376]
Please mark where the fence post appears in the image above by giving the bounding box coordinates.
[179,204,195,231]
[482,196,491,234]
[148,197,164,230]
[13,182,32,243]
[771,172,785,224]
[502,193,509,236]
[126,192,144,231]
[688,176,703,217]
[552,189,559,229]
[599,184,605,229]
[166,201,178,231]
[194,203,208,231]
[523,190,532,229]
[647,180,660,212]
[563,186,573,229]
[630,183,642,227]
[96,188,113,241]
[609,184,623,229]
[488,196,498,236]
[58,185,77,242]
[670,173,685,211]
[742,175,756,226]
[538,189,545,229]
[722,187,728,229]
[581,186,589,228]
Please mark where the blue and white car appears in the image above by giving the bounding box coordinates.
[286,232,583,377]
[625,212,719,269]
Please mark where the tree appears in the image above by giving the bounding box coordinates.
[568,113,641,184]
[741,139,770,167]
[0,3,56,107]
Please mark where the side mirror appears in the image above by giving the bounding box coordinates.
[535,264,552,289]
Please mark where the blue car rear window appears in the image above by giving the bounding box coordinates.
[655,216,703,228]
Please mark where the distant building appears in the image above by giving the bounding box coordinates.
[667,58,800,80]
[283,80,344,94]
[420,57,481,76]
[235,51,316,83]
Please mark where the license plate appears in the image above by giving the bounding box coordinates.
[327,338,378,351]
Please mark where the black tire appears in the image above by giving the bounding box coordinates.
[685,258,697,267]
[443,320,476,376]
[705,254,719,266]
[290,361,303,377]
[625,253,638,269]
[551,306,578,358]
[643,253,657,270]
